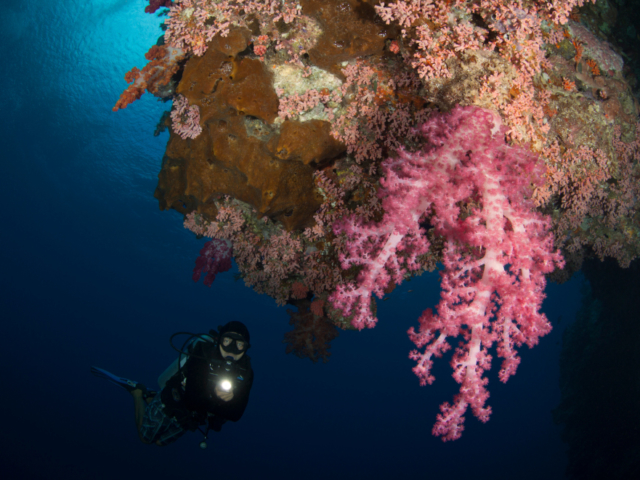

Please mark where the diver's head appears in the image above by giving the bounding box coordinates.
[218,321,250,362]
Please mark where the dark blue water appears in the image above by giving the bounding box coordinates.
[1,1,584,479]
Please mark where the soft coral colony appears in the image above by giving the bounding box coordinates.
[115,0,640,440]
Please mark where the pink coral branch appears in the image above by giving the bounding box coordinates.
[331,106,563,440]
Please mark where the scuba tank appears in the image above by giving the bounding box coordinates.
[161,331,219,450]
[157,357,182,390]
[158,331,217,389]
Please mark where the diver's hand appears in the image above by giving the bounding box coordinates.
[215,384,234,402]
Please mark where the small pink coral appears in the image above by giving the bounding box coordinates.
[193,238,233,287]
[170,95,203,140]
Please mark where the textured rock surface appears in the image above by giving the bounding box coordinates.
[155,28,335,230]
[154,1,395,231]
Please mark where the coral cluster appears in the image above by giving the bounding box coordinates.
[117,0,640,440]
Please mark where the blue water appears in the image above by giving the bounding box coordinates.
[1,1,584,479]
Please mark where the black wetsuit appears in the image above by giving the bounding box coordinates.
[161,340,254,432]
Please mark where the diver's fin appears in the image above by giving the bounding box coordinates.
[91,366,141,393]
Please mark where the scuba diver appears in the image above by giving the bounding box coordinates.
[92,321,254,448]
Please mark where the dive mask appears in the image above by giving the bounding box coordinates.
[219,332,248,355]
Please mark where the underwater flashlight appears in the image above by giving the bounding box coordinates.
[220,379,232,392]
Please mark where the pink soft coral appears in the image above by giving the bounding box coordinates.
[330,105,563,440]
[193,238,233,287]
[171,95,203,139]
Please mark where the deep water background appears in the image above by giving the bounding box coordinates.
[1,1,584,479]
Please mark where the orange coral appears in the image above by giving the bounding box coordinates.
[563,77,576,91]
[586,58,600,76]
[572,39,583,63]
[114,45,185,111]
